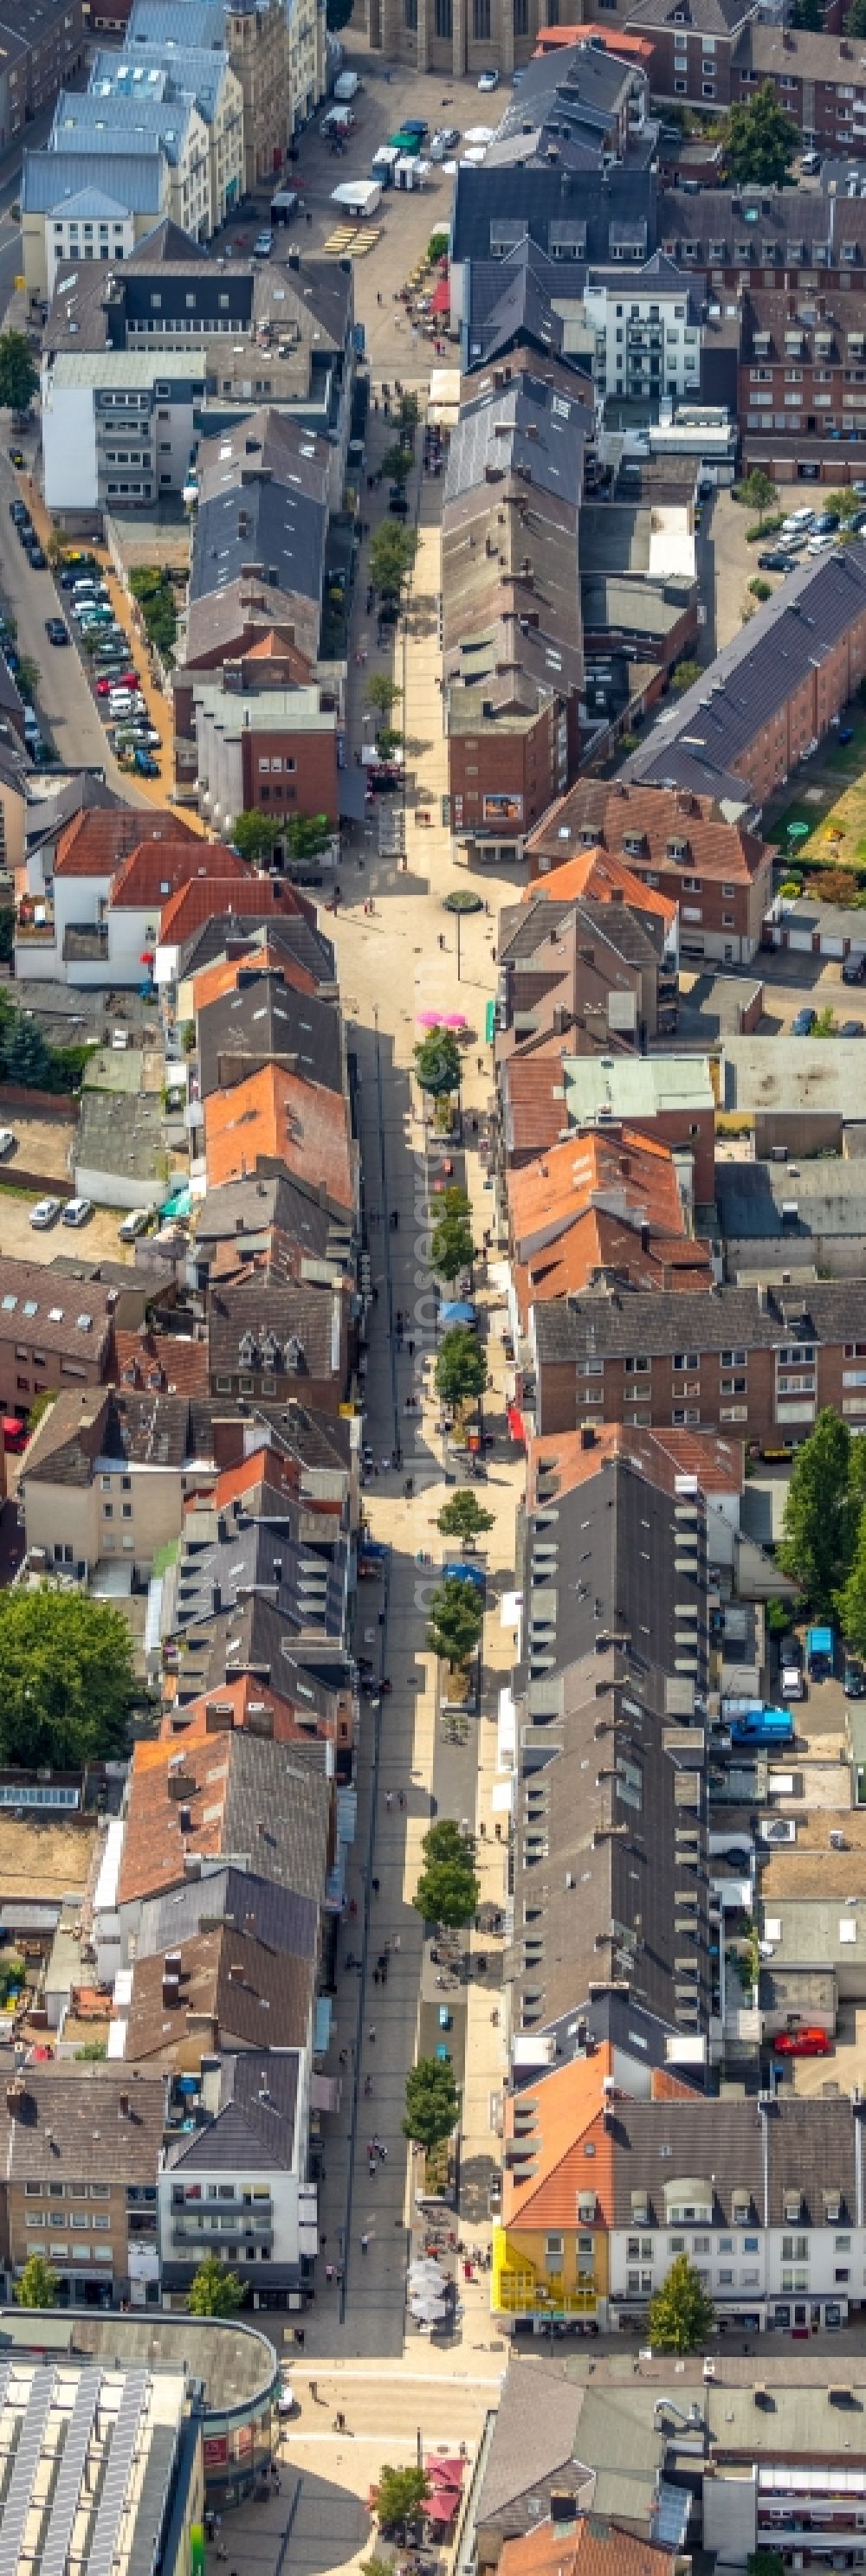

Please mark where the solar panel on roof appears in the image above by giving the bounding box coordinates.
[0,2372,56,2576]
[41,2372,102,2576]
[84,2373,149,2576]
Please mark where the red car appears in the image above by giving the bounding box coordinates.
[773,2027,831,2058]
[95,672,138,695]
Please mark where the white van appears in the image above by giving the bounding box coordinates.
[781,506,816,537]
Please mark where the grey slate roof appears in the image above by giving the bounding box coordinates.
[23,148,166,215]
[51,88,199,164]
[191,450,327,613]
[135,1864,319,1964]
[197,972,342,1104]
[532,1274,866,1362]
[196,1170,340,1263]
[450,161,656,272]
[716,1155,866,1242]
[4,2068,166,2182]
[172,1501,349,1647]
[446,368,586,510]
[177,911,336,992]
[174,1589,351,1723]
[165,2048,301,2172]
[623,539,866,795]
[91,46,235,125]
[128,0,225,48]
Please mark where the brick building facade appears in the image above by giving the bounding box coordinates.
[527,1278,866,1443]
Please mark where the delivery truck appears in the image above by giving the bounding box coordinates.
[730,1706,794,1748]
[807,1623,835,1679]
[372,144,400,184]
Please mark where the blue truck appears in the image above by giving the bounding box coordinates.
[729,1705,794,1748]
[806,1624,835,1678]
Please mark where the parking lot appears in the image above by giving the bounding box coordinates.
[0,1177,129,1265]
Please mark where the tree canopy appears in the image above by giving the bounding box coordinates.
[369,520,417,600]
[740,468,777,527]
[0,1587,139,1768]
[778,1408,863,1610]
[285,814,332,865]
[187,2254,245,2316]
[846,0,866,33]
[414,1027,462,1096]
[435,1325,487,1408]
[403,2057,460,2150]
[791,0,821,23]
[365,673,403,717]
[372,2467,429,2534]
[413,1818,480,1929]
[430,1187,475,1285]
[233,808,278,866]
[0,332,37,414]
[15,2254,58,2309]
[427,1574,484,1668]
[436,1489,494,1545]
[671,659,701,692]
[647,2254,715,2354]
[722,84,798,185]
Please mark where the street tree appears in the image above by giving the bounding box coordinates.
[426,1575,484,1668]
[399,391,421,436]
[380,442,413,485]
[414,1027,462,1096]
[430,1186,475,1284]
[0,331,37,414]
[232,808,279,866]
[435,1324,487,1408]
[779,1407,852,1609]
[15,2255,59,2309]
[827,488,863,521]
[369,520,417,599]
[372,2468,429,2534]
[740,467,778,529]
[847,0,866,32]
[722,84,798,185]
[285,814,331,866]
[365,673,403,718]
[403,2057,460,2150]
[0,1587,139,1767]
[413,1814,480,1926]
[187,2254,245,2317]
[671,658,701,692]
[436,1489,494,1546]
[375,725,404,759]
[647,2254,716,2354]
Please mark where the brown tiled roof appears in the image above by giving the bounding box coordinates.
[527,776,768,886]
[111,1328,210,1398]
[123,1922,313,2064]
[0,1259,115,1363]
[53,809,193,879]
[527,1422,743,1509]
[5,2067,166,2180]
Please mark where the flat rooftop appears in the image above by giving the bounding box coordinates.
[0,2309,279,2423]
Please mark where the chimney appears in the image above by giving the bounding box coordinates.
[162,1973,181,2007]
[579,1425,596,1451]
[549,2496,578,2531]
[229,1960,244,1983]
[119,2091,130,2118]
[6,2079,26,2118]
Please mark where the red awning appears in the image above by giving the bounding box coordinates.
[507,1404,525,1445]
[430,275,449,315]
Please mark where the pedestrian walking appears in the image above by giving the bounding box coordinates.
[369,2158,376,2178]
[373,1967,380,1985]
[398,1790,405,1809]
[393,1933,401,1951]
[386,1790,393,1811]
[310,2380,319,2403]
[361,2234,369,2255]
[372,1877,380,1895]
[326,2263,333,2285]
[369,2024,376,2043]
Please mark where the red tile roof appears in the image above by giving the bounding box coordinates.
[111,1328,210,1398]
[110,839,243,912]
[508,1125,713,1317]
[522,840,676,924]
[53,809,194,879]
[527,779,769,888]
[204,1062,354,1212]
[500,2519,677,2576]
[162,877,309,945]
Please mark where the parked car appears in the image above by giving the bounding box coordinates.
[843,952,866,983]
[792,1006,817,1034]
[253,229,274,255]
[838,724,856,743]
[133,746,159,776]
[844,1654,866,1697]
[430,125,459,151]
[29,1196,62,1228]
[839,1019,864,1037]
[757,551,791,572]
[8,447,23,468]
[44,617,68,646]
[0,1129,16,1158]
[61,1195,94,1227]
[95,673,139,695]
[118,1207,152,1242]
[772,2026,831,2058]
[477,66,499,87]
[781,506,815,536]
